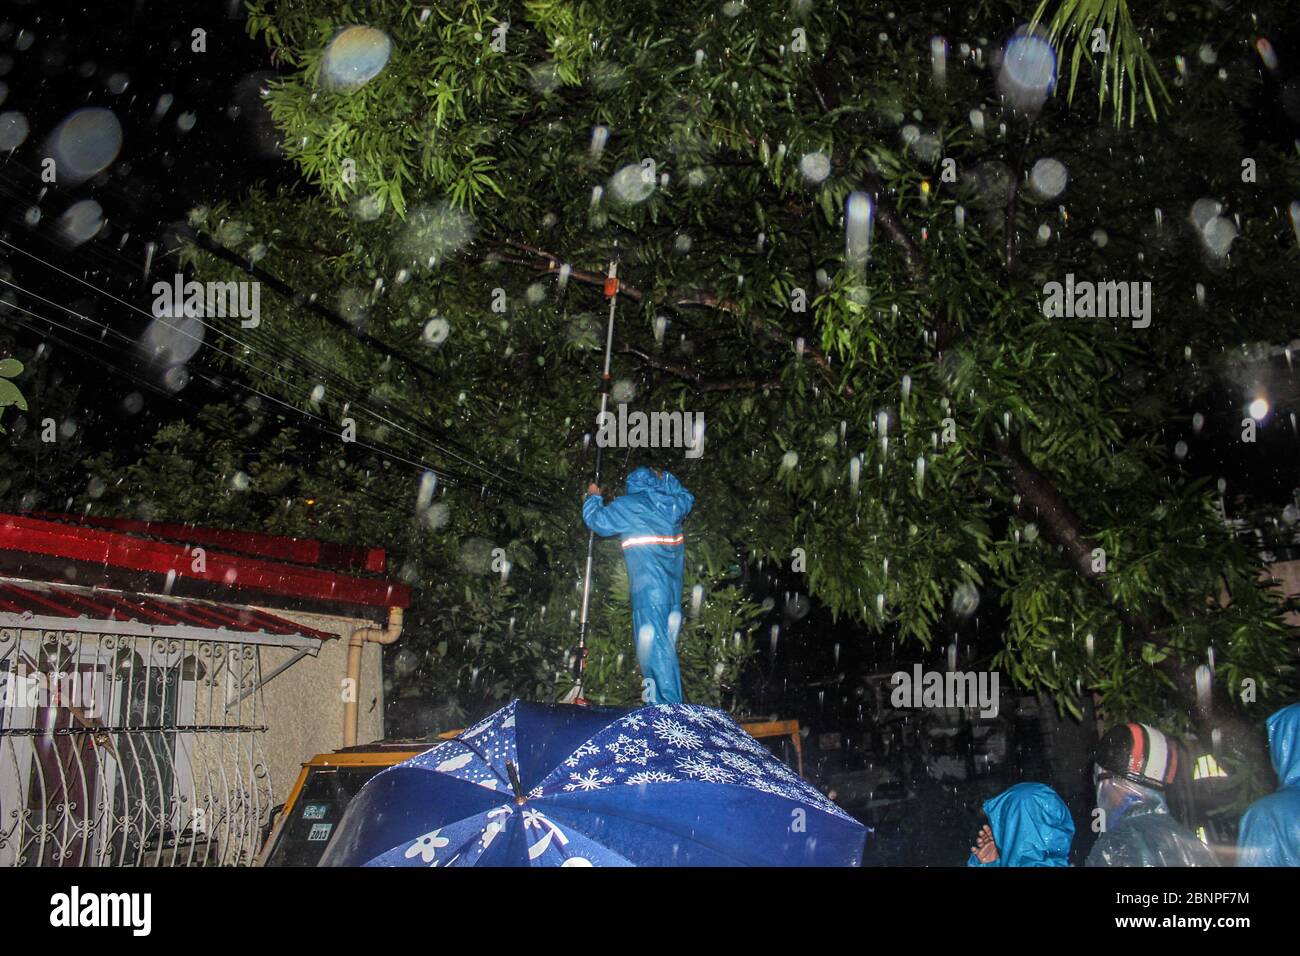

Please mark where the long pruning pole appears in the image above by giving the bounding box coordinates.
[572,260,619,704]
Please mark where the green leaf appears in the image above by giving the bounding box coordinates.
[0,379,27,410]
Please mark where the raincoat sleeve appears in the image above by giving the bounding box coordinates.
[1085,831,1142,867]
[1086,816,1219,867]
[582,493,637,537]
[1236,804,1283,867]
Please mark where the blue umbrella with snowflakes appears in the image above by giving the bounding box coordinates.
[319,699,867,867]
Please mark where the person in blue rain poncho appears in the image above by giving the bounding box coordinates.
[968,782,1074,866]
[1237,702,1300,867]
[582,466,694,705]
[1086,723,1219,867]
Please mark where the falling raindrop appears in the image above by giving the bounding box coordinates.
[799,151,831,184]
[1195,664,1213,715]
[0,110,29,150]
[608,163,655,204]
[423,316,450,346]
[997,29,1057,116]
[1028,158,1068,199]
[57,200,104,246]
[321,26,392,91]
[952,582,980,617]
[844,191,873,268]
[930,36,948,85]
[44,107,122,183]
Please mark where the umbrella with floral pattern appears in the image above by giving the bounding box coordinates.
[319,699,866,867]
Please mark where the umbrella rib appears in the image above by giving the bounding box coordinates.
[445,734,513,792]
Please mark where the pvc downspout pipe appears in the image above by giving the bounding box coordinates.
[343,606,404,748]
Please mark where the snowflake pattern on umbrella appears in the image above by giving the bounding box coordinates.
[605,733,656,766]
[539,703,855,822]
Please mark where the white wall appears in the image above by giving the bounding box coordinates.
[255,611,386,806]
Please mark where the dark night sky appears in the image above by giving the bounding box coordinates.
[0,0,291,459]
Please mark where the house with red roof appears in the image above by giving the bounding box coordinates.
[0,511,410,867]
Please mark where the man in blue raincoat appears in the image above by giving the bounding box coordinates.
[582,466,694,705]
[968,782,1074,866]
[1086,723,1219,867]
[1237,703,1300,866]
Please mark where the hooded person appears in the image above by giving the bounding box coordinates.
[1085,722,1220,867]
[1237,703,1300,867]
[968,782,1075,867]
[582,466,694,705]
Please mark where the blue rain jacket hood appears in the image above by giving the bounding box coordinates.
[1237,703,1300,866]
[1266,703,1300,790]
[582,467,694,608]
[968,783,1074,867]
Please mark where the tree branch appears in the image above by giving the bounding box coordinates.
[496,239,839,392]
[864,171,1189,699]
[616,344,781,392]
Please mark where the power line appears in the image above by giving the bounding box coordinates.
[0,245,565,511]
[0,282,560,512]
[0,235,547,502]
[0,295,533,526]
[0,163,558,497]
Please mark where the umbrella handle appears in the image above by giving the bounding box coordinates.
[506,760,526,804]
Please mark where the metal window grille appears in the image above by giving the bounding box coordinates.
[0,627,273,866]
